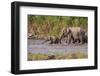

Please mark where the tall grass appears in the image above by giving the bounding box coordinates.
[28,15,88,38]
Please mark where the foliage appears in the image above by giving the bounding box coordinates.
[28,15,88,38]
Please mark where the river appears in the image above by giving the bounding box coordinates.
[28,39,87,55]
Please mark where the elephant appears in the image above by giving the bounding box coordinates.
[42,27,87,44]
[42,36,61,44]
[59,27,88,44]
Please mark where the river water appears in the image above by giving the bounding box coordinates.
[28,39,87,55]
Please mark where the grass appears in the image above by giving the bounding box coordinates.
[28,53,48,61]
[28,15,88,39]
[28,51,88,61]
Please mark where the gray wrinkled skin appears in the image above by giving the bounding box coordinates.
[60,27,87,44]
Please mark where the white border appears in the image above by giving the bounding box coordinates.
[20,6,95,70]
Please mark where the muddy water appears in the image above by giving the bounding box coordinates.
[28,39,87,55]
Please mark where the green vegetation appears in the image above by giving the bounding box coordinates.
[28,51,88,61]
[28,15,88,38]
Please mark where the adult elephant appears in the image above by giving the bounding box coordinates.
[59,27,87,44]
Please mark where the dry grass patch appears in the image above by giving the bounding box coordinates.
[28,51,88,61]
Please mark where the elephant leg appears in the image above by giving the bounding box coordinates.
[49,37,54,44]
[82,37,86,44]
[85,36,88,43]
[80,37,84,44]
[71,35,75,44]
[58,37,62,44]
[54,37,59,44]
[67,39,71,44]
[67,34,72,44]
[81,35,87,44]
[83,35,87,43]
[66,40,68,43]
[77,38,81,43]
[59,39,62,44]
[50,40,53,44]
[73,39,77,44]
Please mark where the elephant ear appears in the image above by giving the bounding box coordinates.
[59,27,66,36]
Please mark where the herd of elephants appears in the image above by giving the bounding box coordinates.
[28,27,88,45]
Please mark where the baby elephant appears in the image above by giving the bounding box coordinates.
[43,36,61,44]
